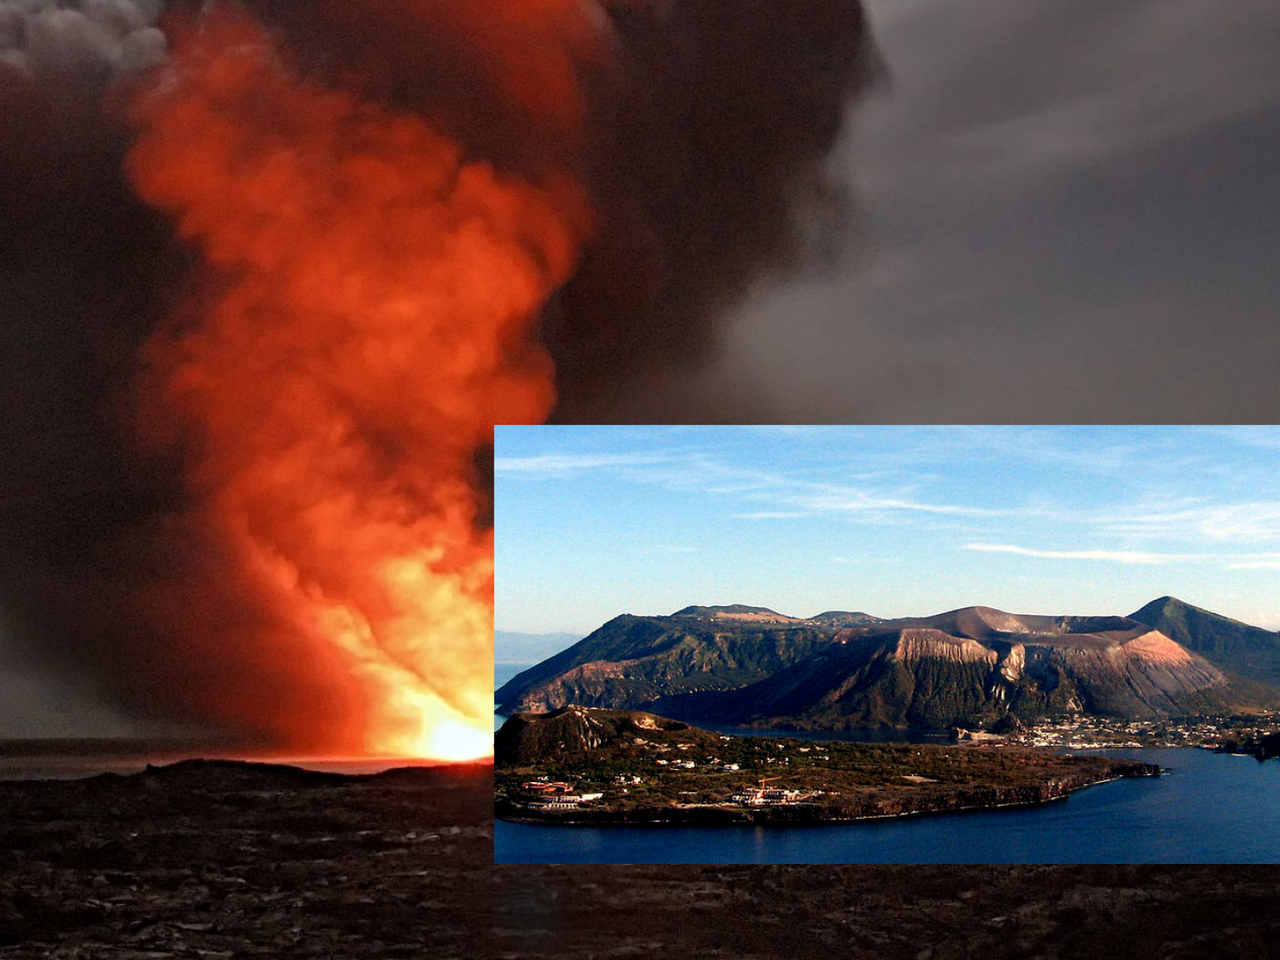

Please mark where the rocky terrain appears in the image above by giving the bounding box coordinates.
[0,759,1276,956]
[492,864,1280,959]
[1215,729,1280,761]
[0,759,493,957]
[495,599,1280,730]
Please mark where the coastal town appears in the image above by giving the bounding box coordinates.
[493,707,1164,823]
[995,710,1280,751]
[515,772,827,812]
[497,704,1280,815]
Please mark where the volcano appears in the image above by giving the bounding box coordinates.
[494,599,1280,730]
[0,0,879,759]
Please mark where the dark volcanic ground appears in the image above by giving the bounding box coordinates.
[0,760,494,957]
[1,760,1277,957]
[494,864,1280,959]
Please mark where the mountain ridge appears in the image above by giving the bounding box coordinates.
[1128,596,1280,689]
[495,598,1280,731]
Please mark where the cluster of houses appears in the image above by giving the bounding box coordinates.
[514,768,826,810]
[653,756,740,771]
[513,734,841,810]
[518,780,604,809]
[728,778,814,806]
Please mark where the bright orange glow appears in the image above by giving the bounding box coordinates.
[415,715,496,764]
[125,4,594,759]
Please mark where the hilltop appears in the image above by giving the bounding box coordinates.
[495,598,1280,732]
[494,707,700,767]
[1129,596,1280,689]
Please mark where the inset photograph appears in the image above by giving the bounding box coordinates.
[494,425,1280,863]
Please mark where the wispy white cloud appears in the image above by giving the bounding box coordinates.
[549,450,1020,526]
[499,435,1280,563]
[1227,559,1280,571]
[494,451,672,477]
[791,488,1017,518]
[967,543,1280,569]
[1108,502,1280,545]
[963,543,1209,565]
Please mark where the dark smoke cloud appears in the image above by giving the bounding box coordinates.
[550,0,877,422]
[732,0,1280,424]
[221,0,878,421]
[0,0,876,743]
[0,0,192,737]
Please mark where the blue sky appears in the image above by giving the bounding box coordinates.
[496,426,1280,635]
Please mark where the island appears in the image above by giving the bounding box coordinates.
[494,706,1161,825]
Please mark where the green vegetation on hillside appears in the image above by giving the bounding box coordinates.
[1131,597,1280,689]
[496,599,1280,731]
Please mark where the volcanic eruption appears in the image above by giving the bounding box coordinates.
[0,0,876,760]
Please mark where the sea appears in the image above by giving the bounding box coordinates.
[493,663,1280,864]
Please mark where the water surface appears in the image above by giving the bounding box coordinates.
[495,747,1280,864]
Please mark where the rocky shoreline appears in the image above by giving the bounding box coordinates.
[495,706,1163,827]
[1214,730,1280,761]
[497,761,1160,825]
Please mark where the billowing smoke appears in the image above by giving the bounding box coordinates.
[0,1,166,74]
[553,1,878,420]
[0,1,194,741]
[0,0,875,757]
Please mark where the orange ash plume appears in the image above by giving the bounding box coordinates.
[125,2,595,761]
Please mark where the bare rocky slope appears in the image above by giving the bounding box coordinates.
[495,600,1279,731]
[1130,596,1280,689]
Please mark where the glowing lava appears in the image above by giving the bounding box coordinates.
[125,3,595,759]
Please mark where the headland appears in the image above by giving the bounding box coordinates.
[494,706,1159,825]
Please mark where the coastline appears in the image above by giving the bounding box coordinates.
[496,760,1160,827]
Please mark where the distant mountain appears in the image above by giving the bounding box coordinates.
[669,605,884,628]
[672,604,796,621]
[494,612,841,716]
[494,600,1279,731]
[810,611,884,627]
[495,631,582,665]
[1130,596,1280,689]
